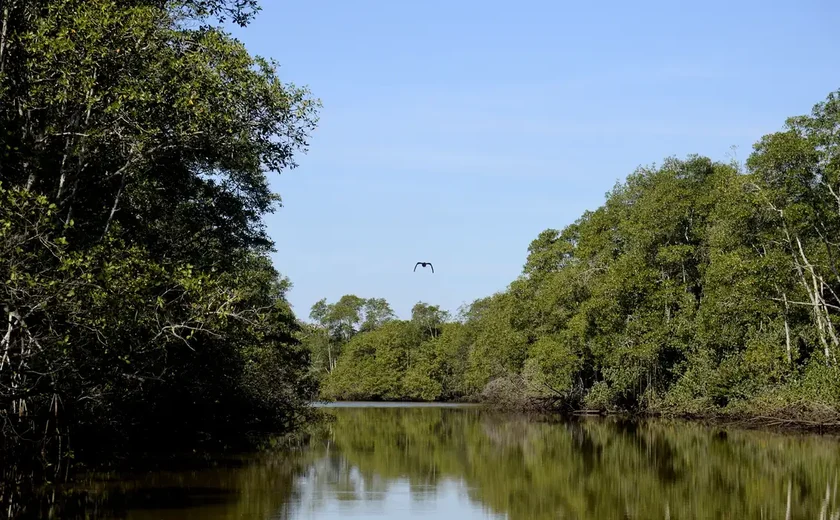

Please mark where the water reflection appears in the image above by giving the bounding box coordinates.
[23,405,840,519]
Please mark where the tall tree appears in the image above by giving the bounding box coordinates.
[0,0,320,498]
[411,302,450,339]
[361,298,397,332]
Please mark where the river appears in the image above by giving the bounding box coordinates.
[24,403,840,519]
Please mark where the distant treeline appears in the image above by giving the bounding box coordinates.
[305,89,840,421]
[0,0,319,505]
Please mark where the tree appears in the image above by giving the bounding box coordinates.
[1,0,318,265]
[321,321,422,401]
[361,298,397,332]
[0,0,321,499]
[746,93,840,367]
[306,295,395,373]
[329,295,366,341]
[411,302,450,339]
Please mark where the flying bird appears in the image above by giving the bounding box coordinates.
[414,262,434,273]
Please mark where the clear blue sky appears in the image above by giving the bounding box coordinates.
[227,0,840,321]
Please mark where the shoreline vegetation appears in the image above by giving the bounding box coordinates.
[313,399,840,435]
[304,89,840,434]
[2,0,840,515]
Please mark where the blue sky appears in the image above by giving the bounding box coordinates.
[228,0,840,320]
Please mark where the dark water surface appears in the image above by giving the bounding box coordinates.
[26,403,840,519]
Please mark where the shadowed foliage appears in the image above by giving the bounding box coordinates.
[0,0,320,510]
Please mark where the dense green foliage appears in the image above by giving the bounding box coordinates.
[314,90,840,420]
[0,0,319,497]
[302,296,461,401]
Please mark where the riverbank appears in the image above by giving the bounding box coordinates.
[314,397,840,435]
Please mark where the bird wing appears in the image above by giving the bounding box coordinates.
[414,262,421,271]
[429,263,434,273]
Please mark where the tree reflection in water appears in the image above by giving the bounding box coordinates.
[290,407,840,520]
[20,405,840,519]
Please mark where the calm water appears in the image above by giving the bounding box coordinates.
[24,403,840,519]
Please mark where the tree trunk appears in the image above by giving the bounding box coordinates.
[55,133,73,200]
[782,292,792,363]
[101,172,127,240]
[25,164,36,191]
[0,308,18,371]
[64,176,80,227]
[795,236,839,364]
[0,3,9,74]
[327,343,333,373]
